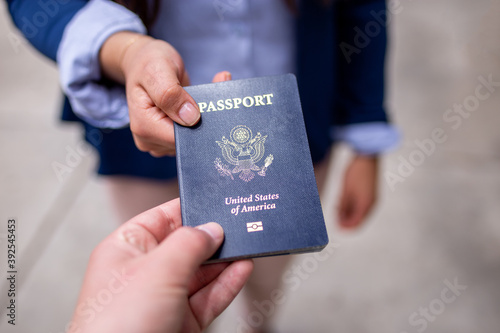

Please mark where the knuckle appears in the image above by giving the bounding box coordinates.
[169,55,185,79]
[149,150,166,158]
[158,83,184,111]
[164,147,176,156]
[130,121,150,140]
[131,135,150,153]
[135,144,149,153]
[130,125,145,139]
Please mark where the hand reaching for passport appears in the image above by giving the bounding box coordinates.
[70,198,253,333]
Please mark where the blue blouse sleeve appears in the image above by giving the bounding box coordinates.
[56,0,146,128]
[334,0,388,125]
[6,0,89,61]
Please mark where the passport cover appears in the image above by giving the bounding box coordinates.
[175,74,328,262]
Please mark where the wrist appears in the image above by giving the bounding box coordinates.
[353,153,379,163]
[99,31,152,83]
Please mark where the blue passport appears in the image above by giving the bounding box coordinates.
[175,74,328,262]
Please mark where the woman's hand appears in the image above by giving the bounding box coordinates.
[99,31,199,156]
[338,155,379,229]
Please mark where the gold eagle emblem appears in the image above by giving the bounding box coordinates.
[215,125,274,182]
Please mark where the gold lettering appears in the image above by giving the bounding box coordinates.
[242,96,254,107]
[198,102,207,113]
[216,99,225,111]
[197,93,274,113]
[263,93,274,105]
[207,101,217,112]
[233,98,242,109]
[254,95,265,106]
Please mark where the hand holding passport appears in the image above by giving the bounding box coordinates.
[175,74,329,262]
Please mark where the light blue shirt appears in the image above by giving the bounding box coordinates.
[58,0,399,154]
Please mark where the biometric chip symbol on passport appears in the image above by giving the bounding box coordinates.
[215,125,274,182]
[247,221,263,232]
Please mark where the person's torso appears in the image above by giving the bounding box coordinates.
[149,0,296,84]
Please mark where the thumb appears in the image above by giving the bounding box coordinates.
[137,55,200,127]
[145,223,224,287]
[212,71,232,83]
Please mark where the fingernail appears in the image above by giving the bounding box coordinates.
[179,102,200,126]
[224,72,232,80]
[196,222,224,242]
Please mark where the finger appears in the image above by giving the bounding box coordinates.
[339,196,369,229]
[124,198,183,243]
[128,85,177,153]
[187,262,230,296]
[99,198,183,260]
[338,192,358,229]
[339,209,362,229]
[212,71,232,83]
[353,197,375,227]
[149,148,176,157]
[188,260,254,330]
[81,199,181,293]
[145,223,225,289]
[137,52,200,127]
[131,128,177,157]
[180,68,191,87]
[81,200,182,293]
[132,132,176,157]
[130,112,176,156]
[337,190,350,225]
